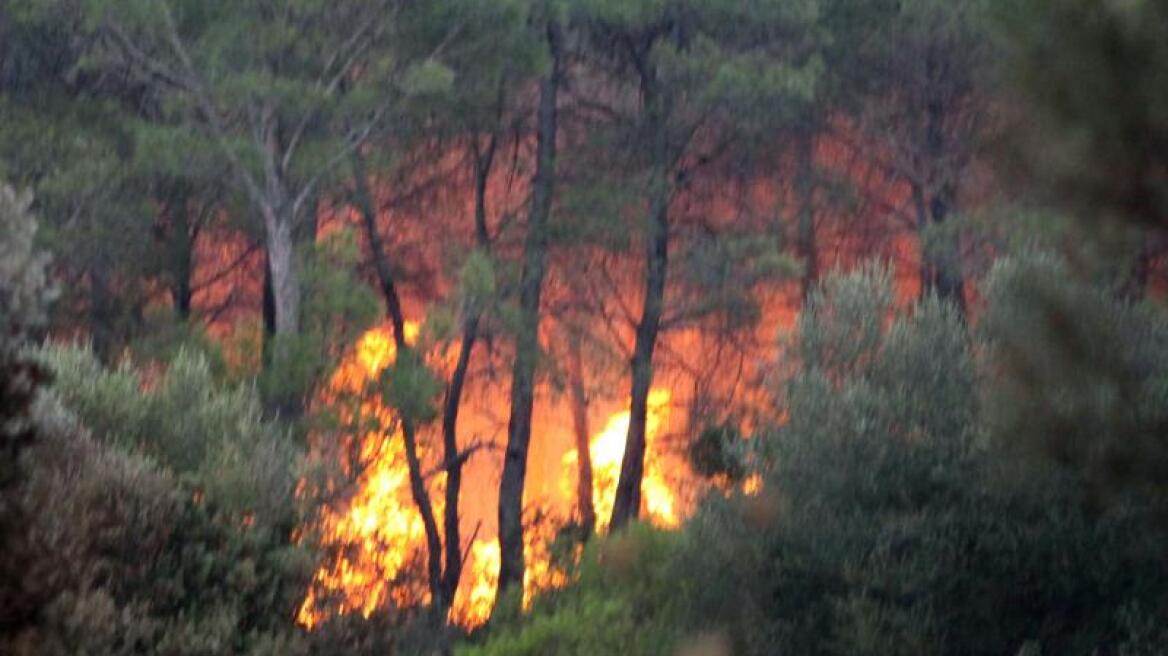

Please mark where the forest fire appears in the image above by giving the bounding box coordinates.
[561,389,678,532]
[298,325,683,629]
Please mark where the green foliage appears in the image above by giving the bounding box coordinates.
[0,182,57,646]
[466,262,1168,656]
[0,185,56,336]
[459,248,500,308]
[980,253,1168,512]
[399,59,456,97]
[674,232,799,330]
[380,348,444,426]
[127,308,230,376]
[994,0,1168,227]
[790,261,894,380]
[41,344,301,527]
[3,345,313,654]
[460,526,684,656]
[259,231,380,414]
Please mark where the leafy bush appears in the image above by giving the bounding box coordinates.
[980,252,1168,513]
[41,345,300,527]
[463,262,1168,656]
[258,230,379,417]
[0,183,58,649]
[0,344,315,655]
[458,526,684,656]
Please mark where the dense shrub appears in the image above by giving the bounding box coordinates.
[0,183,57,648]
[463,262,1168,656]
[42,346,301,527]
[980,253,1168,513]
[458,526,684,656]
[1,346,314,655]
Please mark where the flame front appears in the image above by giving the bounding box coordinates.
[562,388,678,532]
[298,325,682,630]
[297,326,428,628]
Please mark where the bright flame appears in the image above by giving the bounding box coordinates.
[452,541,499,628]
[742,473,763,496]
[299,325,683,630]
[297,325,427,628]
[563,388,678,532]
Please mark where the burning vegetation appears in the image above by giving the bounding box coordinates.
[5,0,1168,654]
[298,325,684,628]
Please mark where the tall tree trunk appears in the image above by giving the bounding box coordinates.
[261,201,302,337]
[352,153,408,341]
[399,403,445,616]
[172,262,193,321]
[89,262,115,364]
[610,183,669,531]
[438,133,499,605]
[161,188,196,321]
[913,180,965,314]
[171,221,194,321]
[930,183,965,313]
[795,132,818,302]
[262,251,277,339]
[496,20,562,606]
[917,83,965,314]
[350,153,447,614]
[440,313,476,606]
[568,334,596,537]
[611,64,670,532]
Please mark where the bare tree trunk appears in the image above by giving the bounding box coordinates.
[262,251,277,339]
[496,20,562,607]
[568,334,596,537]
[917,86,966,315]
[352,154,408,341]
[350,153,447,613]
[261,201,302,337]
[438,133,499,606]
[171,222,195,321]
[611,63,670,532]
[913,180,965,315]
[795,132,818,302]
[440,314,475,605]
[610,183,668,531]
[930,184,965,313]
[89,262,115,364]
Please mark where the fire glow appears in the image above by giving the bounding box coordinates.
[297,325,682,629]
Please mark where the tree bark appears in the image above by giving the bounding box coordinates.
[352,153,408,341]
[611,57,670,532]
[917,82,966,315]
[913,179,965,314]
[438,133,499,605]
[89,262,115,365]
[610,183,668,531]
[568,334,596,537]
[171,229,194,322]
[261,201,302,337]
[350,153,447,613]
[795,132,818,302]
[496,20,562,606]
[262,251,277,340]
[439,313,475,606]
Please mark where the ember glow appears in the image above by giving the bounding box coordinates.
[297,324,427,628]
[561,388,678,532]
[298,325,684,629]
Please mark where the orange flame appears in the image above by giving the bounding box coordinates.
[298,325,682,630]
[562,388,678,532]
